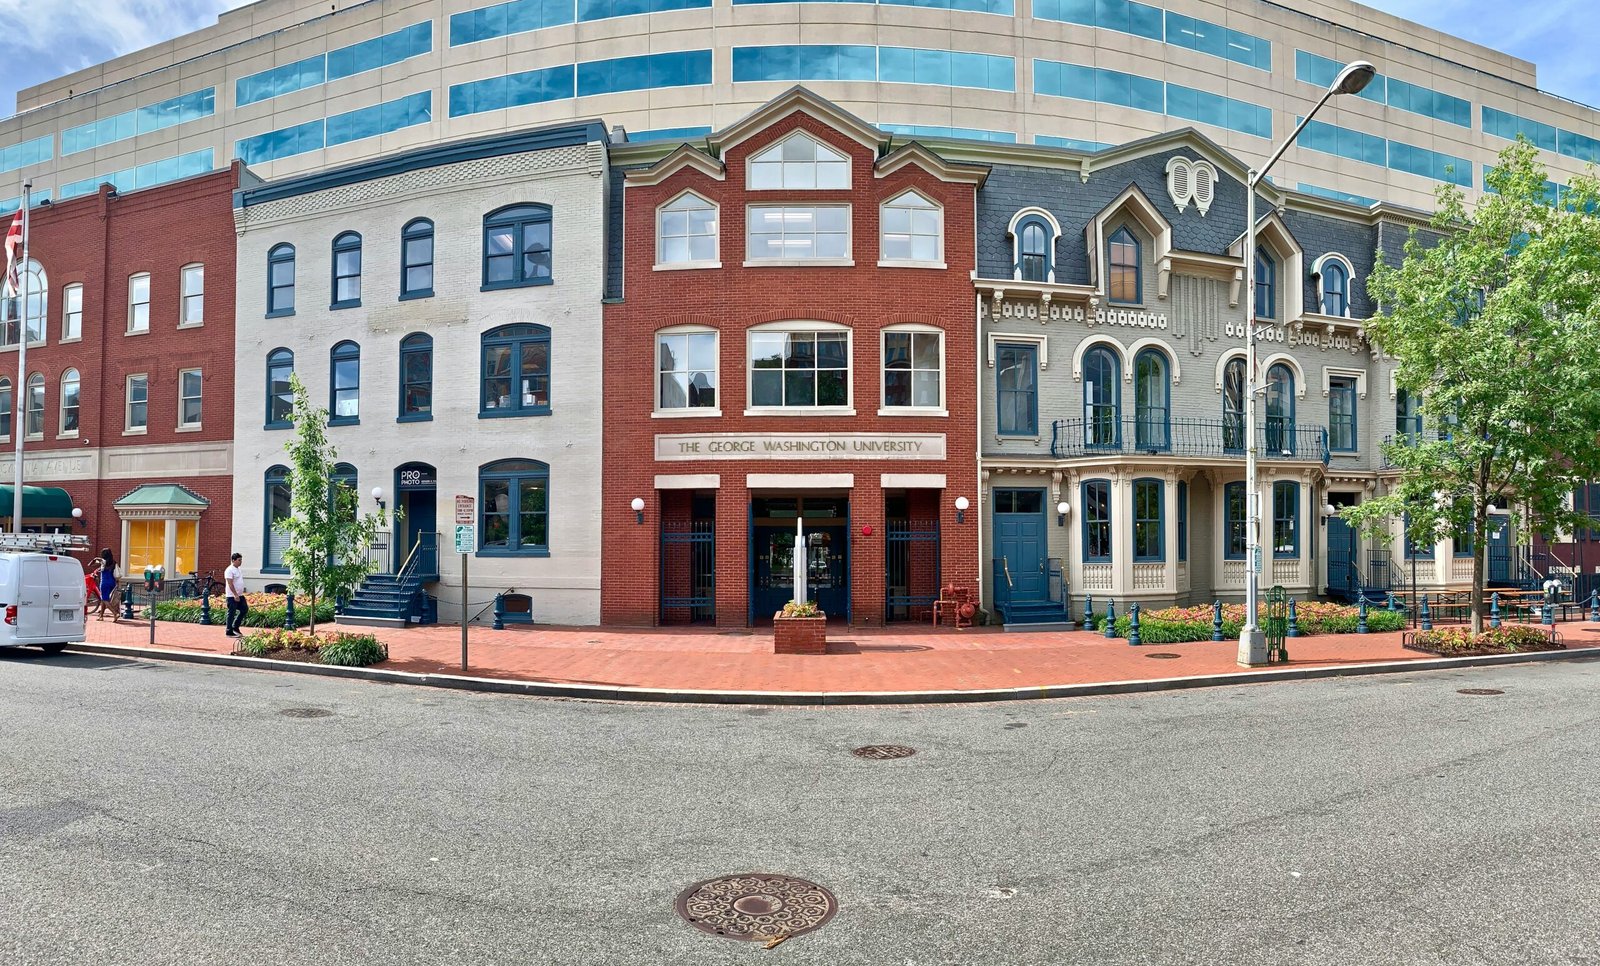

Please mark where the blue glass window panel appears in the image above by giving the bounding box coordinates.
[62,89,215,156]
[237,54,327,107]
[577,50,711,96]
[732,45,876,83]
[1559,128,1600,164]
[0,136,52,174]
[1385,77,1470,127]
[631,126,713,141]
[1165,85,1268,137]
[448,65,575,116]
[579,0,708,19]
[1294,50,1384,103]
[1300,118,1386,168]
[236,120,326,164]
[0,190,49,215]
[325,91,433,147]
[1483,166,1567,207]
[1388,141,1471,187]
[879,48,1014,92]
[327,21,433,81]
[1481,107,1557,151]
[881,124,1016,143]
[1165,13,1269,69]
[63,149,213,199]
[452,0,577,43]
[1083,0,1163,40]
[1036,135,1110,151]
[1297,183,1377,207]
[883,0,1013,13]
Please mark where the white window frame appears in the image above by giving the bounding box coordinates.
[61,282,83,342]
[653,326,721,418]
[178,367,203,430]
[878,190,945,269]
[879,324,947,416]
[654,191,720,271]
[0,377,10,442]
[746,132,851,191]
[179,263,205,327]
[127,272,150,334]
[1007,207,1061,284]
[744,204,853,268]
[125,373,149,434]
[23,372,43,440]
[57,368,80,439]
[1312,252,1356,319]
[744,320,854,417]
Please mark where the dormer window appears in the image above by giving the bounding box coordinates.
[1254,249,1277,320]
[1107,227,1140,304]
[1009,209,1058,283]
[879,191,943,267]
[1315,254,1353,317]
[748,133,849,190]
[657,192,719,268]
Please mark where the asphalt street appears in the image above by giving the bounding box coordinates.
[1,651,1596,966]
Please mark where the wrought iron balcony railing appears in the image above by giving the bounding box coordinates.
[1050,416,1329,465]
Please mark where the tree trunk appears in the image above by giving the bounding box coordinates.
[1471,501,1487,636]
[309,588,317,635]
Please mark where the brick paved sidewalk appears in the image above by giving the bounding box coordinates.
[79,614,1600,694]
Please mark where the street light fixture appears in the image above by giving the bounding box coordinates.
[370,486,385,511]
[1239,60,1375,667]
[631,496,646,524]
[1057,500,1070,527]
[954,496,969,524]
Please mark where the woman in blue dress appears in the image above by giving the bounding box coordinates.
[97,548,119,622]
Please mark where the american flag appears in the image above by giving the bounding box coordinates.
[2,210,21,297]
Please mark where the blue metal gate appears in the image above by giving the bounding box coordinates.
[886,518,940,622]
[660,520,715,624]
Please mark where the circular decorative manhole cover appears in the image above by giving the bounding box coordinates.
[280,707,334,718]
[852,744,916,760]
[675,873,837,942]
[1457,688,1504,696]
[1145,652,1182,660]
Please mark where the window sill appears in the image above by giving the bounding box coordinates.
[175,424,202,433]
[55,432,79,441]
[328,417,360,427]
[481,278,553,292]
[330,300,361,311]
[265,309,295,320]
[1106,301,1144,311]
[996,432,1041,442]
[743,258,854,268]
[399,289,434,302]
[125,328,150,337]
[877,259,947,270]
[264,422,292,431]
[1083,558,1113,565]
[1273,554,1300,561]
[58,336,82,344]
[475,548,552,558]
[397,413,433,423]
[652,408,723,419]
[1133,557,1165,564]
[743,406,855,417]
[24,434,43,443]
[262,566,289,576]
[877,407,948,418]
[479,408,551,419]
[654,260,722,272]
[1330,450,1360,456]
[122,428,148,437]
[177,321,204,329]
[0,341,46,353]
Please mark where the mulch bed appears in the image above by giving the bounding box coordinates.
[233,647,322,663]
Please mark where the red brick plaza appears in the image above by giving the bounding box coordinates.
[603,89,986,628]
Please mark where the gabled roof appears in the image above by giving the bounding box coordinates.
[1079,127,1286,207]
[706,86,887,155]
[875,140,988,186]
[114,484,210,508]
[625,142,727,186]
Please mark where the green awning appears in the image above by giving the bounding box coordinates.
[114,484,209,509]
[0,484,75,519]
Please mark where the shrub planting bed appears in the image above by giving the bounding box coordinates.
[152,593,335,629]
[1096,601,1407,643]
[1403,625,1563,656]
[236,628,388,667]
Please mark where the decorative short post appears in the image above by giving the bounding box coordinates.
[1490,592,1501,629]
[1420,593,1432,631]
[1286,599,1301,638]
[1128,603,1142,646]
[283,593,296,630]
[1103,599,1117,639]
[334,593,345,616]
[1357,596,1368,634]
[1387,592,1397,612]
[493,593,507,631]
[1083,595,1095,633]
[121,585,135,621]
[1589,589,1599,623]
[199,592,212,626]
[1211,600,1224,642]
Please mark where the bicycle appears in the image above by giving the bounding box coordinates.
[178,569,224,599]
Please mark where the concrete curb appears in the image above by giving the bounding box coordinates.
[61,640,1600,705]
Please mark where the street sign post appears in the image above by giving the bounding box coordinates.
[454,525,476,554]
[455,495,475,526]
[454,497,476,670]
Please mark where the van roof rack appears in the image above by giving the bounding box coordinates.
[0,532,90,553]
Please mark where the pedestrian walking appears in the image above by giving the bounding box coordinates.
[224,553,248,637]
[97,548,120,623]
[84,559,102,619]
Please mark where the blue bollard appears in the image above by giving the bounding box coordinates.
[1490,592,1501,629]
[284,594,296,630]
[1420,594,1432,631]
[1287,599,1300,638]
[1104,599,1117,639]
[1128,603,1142,646]
[493,593,506,631]
[1084,595,1095,633]
[1387,592,1397,612]
[199,592,212,626]
[121,585,135,621]
[1211,600,1224,641]
[1590,589,1599,623]
[1357,596,1368,634]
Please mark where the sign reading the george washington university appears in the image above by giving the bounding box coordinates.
[655,433,946,461]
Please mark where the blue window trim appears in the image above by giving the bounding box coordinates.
[1254,249,1276,319]
[1133,347,1169,453]
[329,341,361,427]
[1083,345,1121,449]
[1081,479,1112,564]
[482,203,554,290]
[331,231,362,310]
[1321,260,1349,316]
[399,332,434,423]
[995,342,1037,436]
[1132,477,1164,562]
[477,458,551,557]
[1329,376,1358,453]
[1224,481,1247,560]
[1272,481,1299,558]
[265,347,294,430]
[1013,214,1052,281]
[263,464,291,574]
[1107,226,1141,304]
[1265,363,1295,456]
[1177,480,1188,562]
[480,324,552,418]
[401,218,435,300]
[266,243,296,318]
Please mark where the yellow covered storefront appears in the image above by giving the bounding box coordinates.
[114,485,209,578]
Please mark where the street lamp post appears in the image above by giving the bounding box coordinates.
[1239,60,1375,666]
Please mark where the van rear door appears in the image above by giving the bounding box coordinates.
[47,557,86,642]
[17,556,50,640]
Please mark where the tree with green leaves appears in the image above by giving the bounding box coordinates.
[279,373,386,633]
[1343,139,1600,634]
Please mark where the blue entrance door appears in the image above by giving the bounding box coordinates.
[395,462,439,579]
[1488,519,1511,584]
[993,489,1047,601]
[1327,517,1356,597]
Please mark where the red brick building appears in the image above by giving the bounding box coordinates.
[2,165,237,579]
[603,89,985,626]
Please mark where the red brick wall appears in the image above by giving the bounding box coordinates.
[602,110,980,625]
[10,166,238,574]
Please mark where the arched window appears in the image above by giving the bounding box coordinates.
[401,219,434,298]
[399,333,433,421]
[479,458,550,556]
[1082,479,1112,563]
[657,193,718,266]
[267,244,295,316]
[25,372,44,438]
[748,133,849,190]
[1254,250,1277,320]
[483,204,553,289]
[1133,478,1164,561]
[481,324,551,416]
[1266,363,1295,455]
[1273,481,1300,557]
[330,341,360,424]
[1107,227,1140,304]
[59,368,80,435]
[331,232,362,308]
[264,465,291,572]
[880,191,942,264]
[266,347,294,428]
[1015,219,1051,282]
[1083,345,1120,449]
[1320,260,1349,316]
[1223,481,1247,559]
[331,462,358,514]
[2,257,47,346]
[1133,348,1169,451]
[0,378,10,438]
[1222,357,1246,452]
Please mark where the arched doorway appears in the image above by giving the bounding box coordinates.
[394,462,439,579]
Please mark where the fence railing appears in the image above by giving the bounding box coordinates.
[1051,417,1329,464]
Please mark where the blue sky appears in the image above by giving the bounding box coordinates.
[1,0,1596,115]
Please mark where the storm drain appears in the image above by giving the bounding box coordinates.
[852,744,916,760]
[1457,688,1505,696]
[676,873,837,942]
[279,707,334,719]
[1144,652,1183,660]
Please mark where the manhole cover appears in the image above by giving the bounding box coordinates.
[852,744,916,760]
[675,873,837,941]
[1145,652,1182,659]
[280,707,334,718]
[1457,688,1504,696]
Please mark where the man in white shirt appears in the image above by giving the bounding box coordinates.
[224,552,248,637]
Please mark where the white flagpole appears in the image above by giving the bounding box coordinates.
[12,181,28,533]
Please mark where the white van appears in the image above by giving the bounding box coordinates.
[0,551,88,654]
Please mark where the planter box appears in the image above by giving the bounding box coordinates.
[773,613,827,655]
